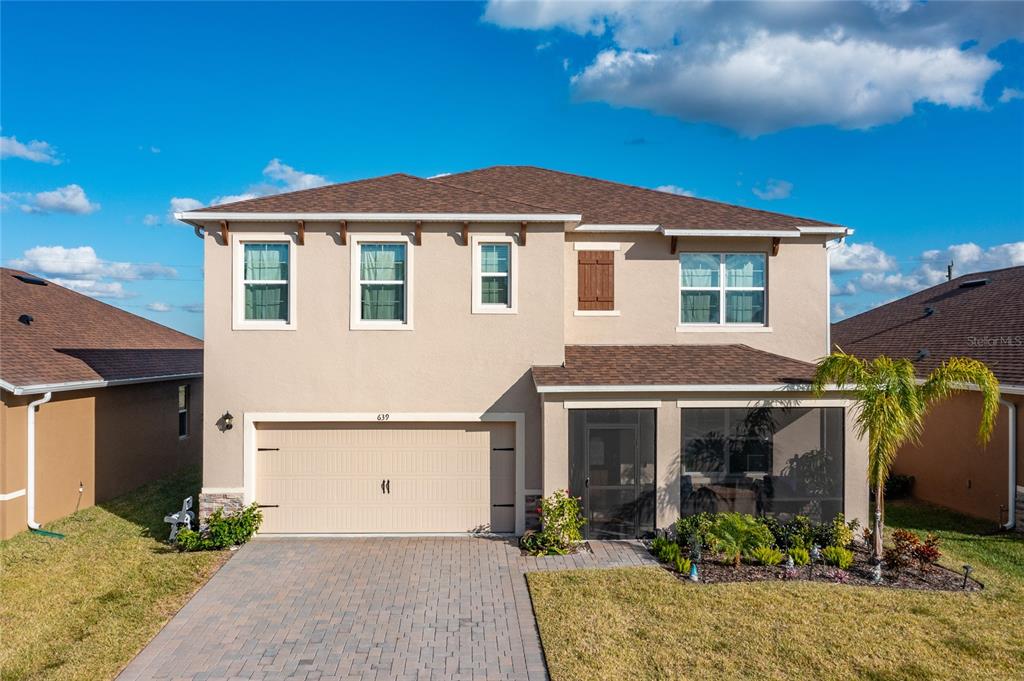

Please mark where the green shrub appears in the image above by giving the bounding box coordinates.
[708,513,774,568]
[521,490,585,556]
[659,541,682,564]
[821,545,854,570]
[764,515,815,551]
[674,513,714,549]
[673,555,692,575]
[788,547,811,566]
[176,503,263,552]
[650,535,672,556]
[748,546,784,566]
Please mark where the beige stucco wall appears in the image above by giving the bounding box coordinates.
[564,234,831,363]
[541,393,869,532]
[893,391,1022,524]
[202,222,566,494]
[0,379,202,539]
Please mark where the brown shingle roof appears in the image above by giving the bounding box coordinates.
[1,269,202,390]
[191,166,838,232]
[438,166,835,231]
[532,345,817,388]
[831,266,1024,386]
[196,173,563,214]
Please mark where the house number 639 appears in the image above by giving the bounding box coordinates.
[376,413,390,421]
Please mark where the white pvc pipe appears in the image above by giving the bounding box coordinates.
[26,391,52,530]
[1000,398,1017,530]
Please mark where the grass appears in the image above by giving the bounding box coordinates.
[527,502,1024,681]
[0,467,228,681]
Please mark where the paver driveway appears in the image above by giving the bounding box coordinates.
[118,536,655,681]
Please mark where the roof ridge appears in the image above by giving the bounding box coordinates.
[423,172,566,214]
[202,173,411,211]
[448,165,837,227]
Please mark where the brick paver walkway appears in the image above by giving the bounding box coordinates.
[117,537,656,681]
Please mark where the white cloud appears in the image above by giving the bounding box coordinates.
[999,87,1024,103]
[3,184,99,214]
[830,241,897,272]
[654,184,695,197]
[1,134,60,164]
[146,302,172,312]
[11,245,177,281]
[832,302,847,318]
[143,214,160,226]
[858,269,946,293]
[486,1,1014,135]
[50,278,132,300]
[150,146,161,154]
[429,172,452,179]
[752,179,793,200]
[261,158,328,192]
[166,159,330,217]
[180,303,204,314]
[921,241,1024,273]
[830,278,857,296]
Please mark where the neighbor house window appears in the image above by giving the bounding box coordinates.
[177,385,189,438]
[350,236,413,329]
[471,235,517,314]
[679,406,844,522]
[233,238,296,330]
[680,253,766,325]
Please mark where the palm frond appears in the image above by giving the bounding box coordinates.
[812,351,868,395]
[921,357,1001,444]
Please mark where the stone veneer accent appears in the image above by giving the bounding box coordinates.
[199,491,245,523]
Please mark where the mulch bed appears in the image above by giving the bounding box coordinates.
[648,543,982,592]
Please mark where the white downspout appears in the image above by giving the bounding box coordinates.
[1000,398,1017,530]
[27,391,52,530]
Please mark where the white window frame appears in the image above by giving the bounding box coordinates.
[233,235,297,331]
[350,234,414,330]
[177,384,189,439]
[471,234,518,315]
[678,252,767,329]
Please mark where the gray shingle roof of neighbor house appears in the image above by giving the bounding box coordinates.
[831,266,1024,386]
[0,269,202,392]
[190,166,840,232]
[532,344,818,389]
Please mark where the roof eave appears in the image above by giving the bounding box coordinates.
[175,211,582,224]
[533,382,842,394]
[0,372,203,396]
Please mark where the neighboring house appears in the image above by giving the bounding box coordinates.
[0,269,203,539]
[833,266,1023,530]
[176,166,868,538]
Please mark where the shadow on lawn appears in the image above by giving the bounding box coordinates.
[98,466,202,550]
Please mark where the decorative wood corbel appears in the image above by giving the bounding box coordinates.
[220,220,230,246]
[415,221,423,246]
[296,220,305,246]
[461,221,469,245]
[670,235,678,255]
[520,221,527,246]
[771,237,781,257]
[339,220,347,245]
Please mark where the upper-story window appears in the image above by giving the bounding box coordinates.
[471,235,517,314]
[233,237,296,330]
[177,384,189,438]
[351,235,414,329]
[680,253,766,326]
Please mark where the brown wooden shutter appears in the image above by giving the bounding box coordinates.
[577,250,614,311]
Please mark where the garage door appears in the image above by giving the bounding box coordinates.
[255,422,516,534]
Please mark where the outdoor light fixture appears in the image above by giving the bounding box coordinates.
[689,534,701,564]
[872,563,882,585]
[809,544,821,578]
[223,412,234,430]
[962,564,973,590]
[689,562,699,582]
[786,554,794,570]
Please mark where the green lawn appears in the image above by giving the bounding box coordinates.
[0,467,228,680]
[527,503,1024,681]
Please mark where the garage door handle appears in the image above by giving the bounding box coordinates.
[385,479,390,494]
[381,479,386,494]
[257,504,279,508]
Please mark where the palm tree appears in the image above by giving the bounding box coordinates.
[812,352,999,560]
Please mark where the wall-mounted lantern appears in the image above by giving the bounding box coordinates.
[223,412,234,430]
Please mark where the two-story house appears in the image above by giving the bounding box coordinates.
[177,166,868,539]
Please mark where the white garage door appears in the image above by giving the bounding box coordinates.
[255,422,516,534]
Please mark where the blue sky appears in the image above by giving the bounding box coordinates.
[2,1,1022,339]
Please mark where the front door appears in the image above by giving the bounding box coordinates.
[569,409,656,539]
